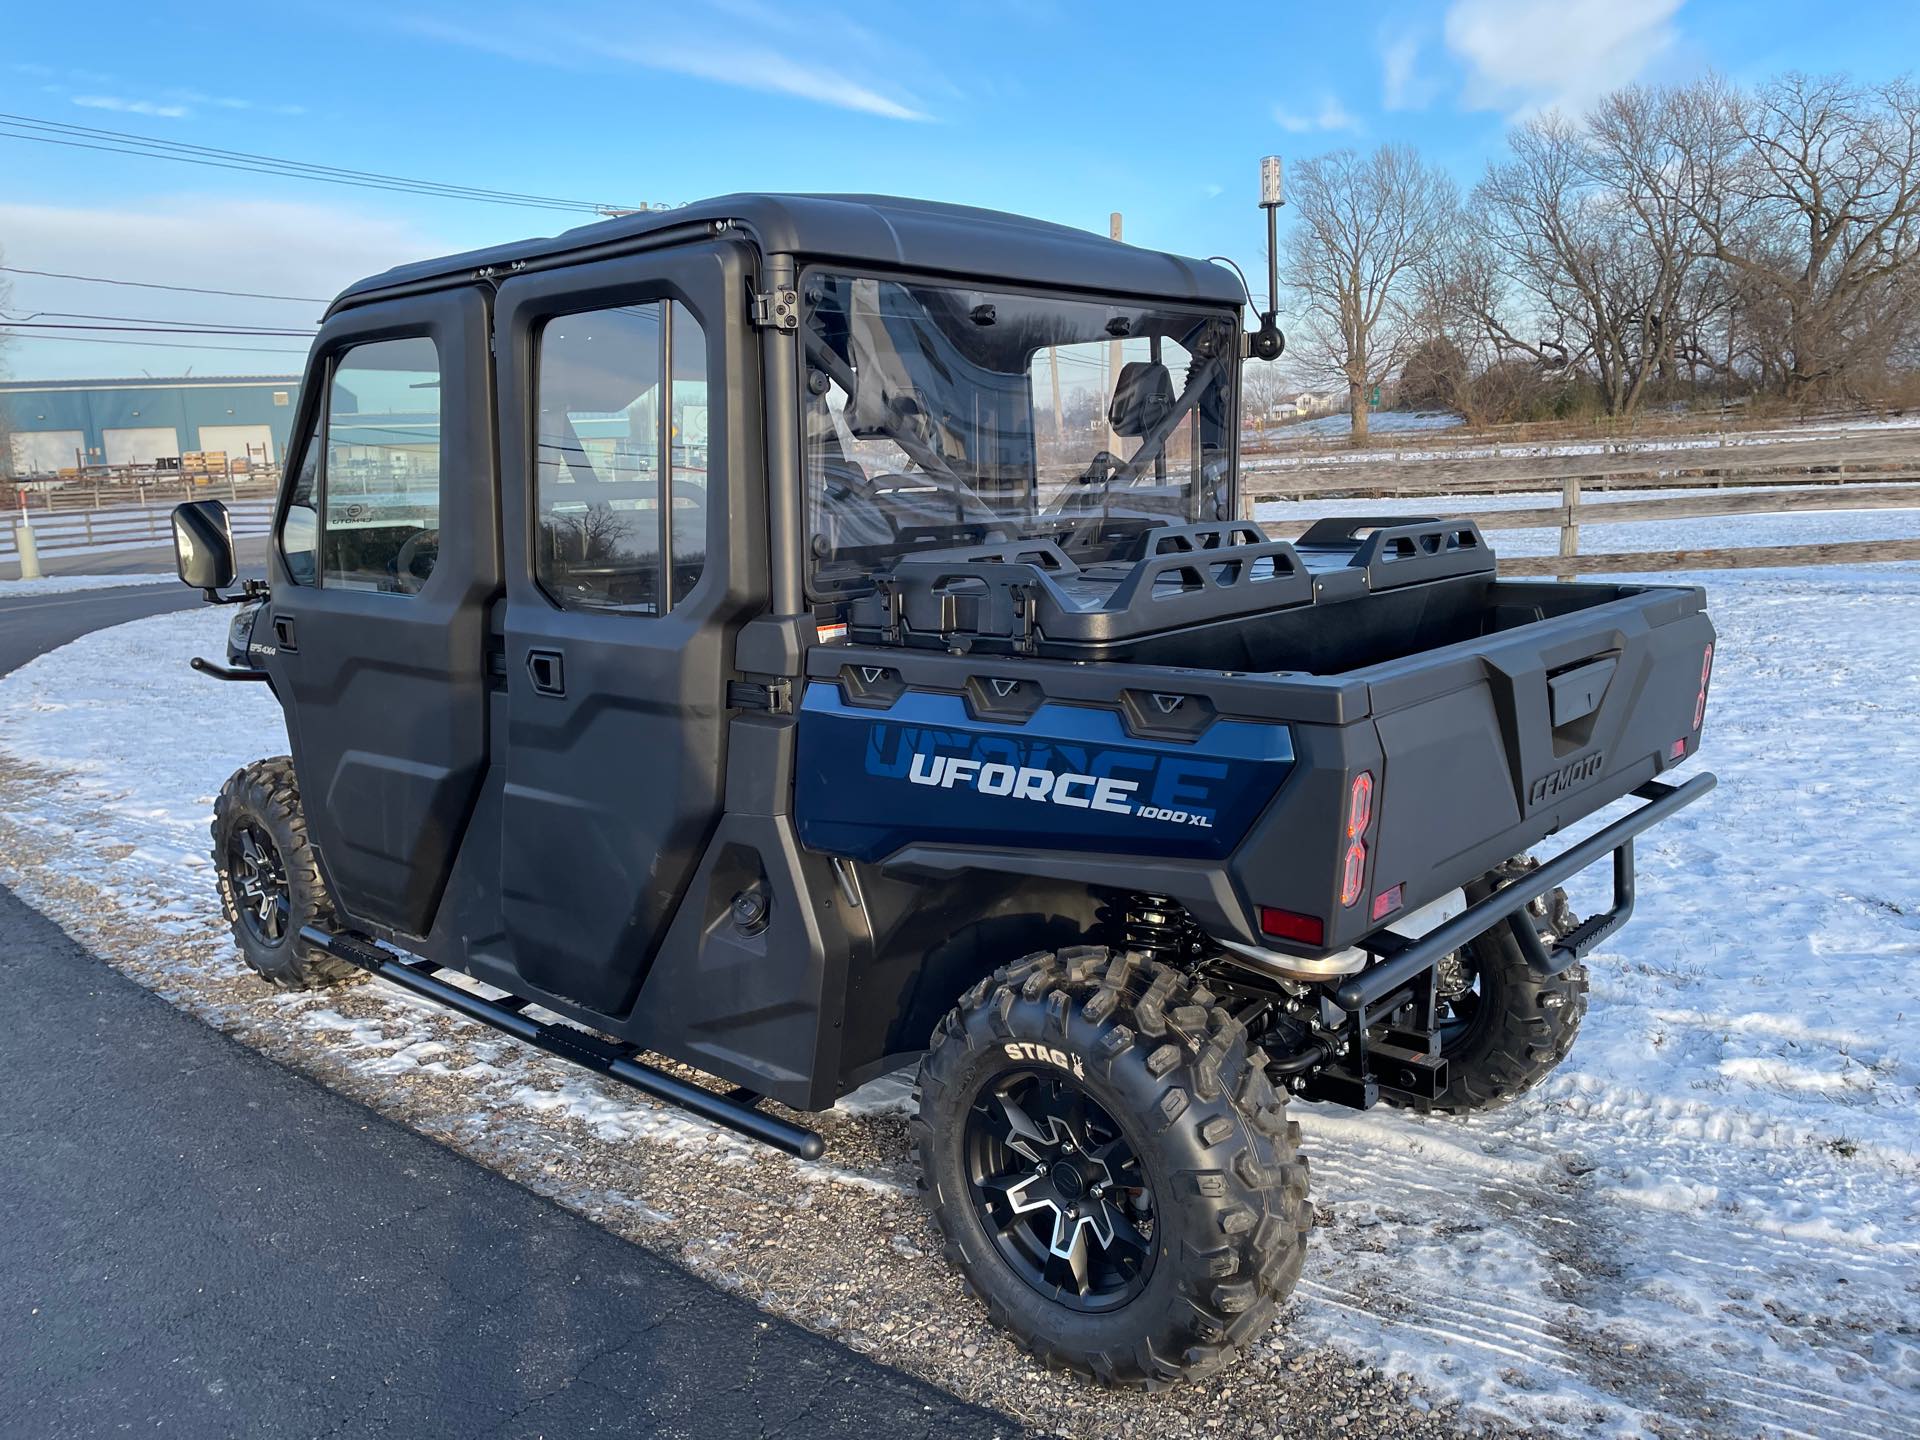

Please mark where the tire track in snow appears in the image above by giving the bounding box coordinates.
[1290,1111,1920,1437]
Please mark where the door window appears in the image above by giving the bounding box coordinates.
[281,415,320,585]
[534,301,707,613]
[321,336,443,593]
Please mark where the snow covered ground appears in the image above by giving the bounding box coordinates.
[1258,482,1920,559]
[1246,412,1920,470]
[1252,410,1466,444]
[1,562,1917,1437]
[0,573,177,598]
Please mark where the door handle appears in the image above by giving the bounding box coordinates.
[526,649,566,697]
[271,615,298,652]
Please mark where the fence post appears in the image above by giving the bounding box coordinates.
[14,512,42,581]
[1558,473,1581,581]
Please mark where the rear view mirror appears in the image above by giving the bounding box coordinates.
[172,500,237,595]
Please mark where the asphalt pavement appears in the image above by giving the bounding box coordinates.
[0,585,1014,1439]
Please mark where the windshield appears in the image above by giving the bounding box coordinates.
[802,272,1237,596]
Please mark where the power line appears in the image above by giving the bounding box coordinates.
[1,110,627,210]
[3,320,314,336]
[1,332,309,355]
[0,266,326,303]
[0,112,642,214]
[5,308,317,332]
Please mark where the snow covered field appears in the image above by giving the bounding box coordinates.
[1246,412,1920,470]
[1,565,1917,1437]
[1258,482,1920,560]
[0,573,177,598]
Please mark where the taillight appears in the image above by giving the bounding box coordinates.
[1259,905,1325,947]
[1346,771,1374,838]
[1693,643,1713,730]
[1340,770,1374,908]
[1371,884,1404,921]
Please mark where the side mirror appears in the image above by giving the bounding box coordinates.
[172,500,237,596]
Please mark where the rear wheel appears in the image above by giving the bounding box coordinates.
[914,947,1311,1387]
[1390,859,1587,1115]
[211,758,354,991]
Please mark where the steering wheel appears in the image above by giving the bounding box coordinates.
[391,528,440,594]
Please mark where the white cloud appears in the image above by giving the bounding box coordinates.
[1444,0,1683,118]
[398,6,931,122]
[630,40,927,121]
[1273,96,1359,134]
[1380,33,1440,112]
[70,95,189,119]
[0,198,450,377]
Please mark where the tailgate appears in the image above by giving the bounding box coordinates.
[1359,584,1714,928]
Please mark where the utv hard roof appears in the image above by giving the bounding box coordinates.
[334,193,1249,312]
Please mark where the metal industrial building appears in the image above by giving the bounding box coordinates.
[0,375,303,477]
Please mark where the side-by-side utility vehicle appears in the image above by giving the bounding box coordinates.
[172,176,1715,1386]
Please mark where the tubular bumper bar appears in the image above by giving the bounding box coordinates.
[298,924,827,1161]
[1334,773,1716,1012]
[190,656,272,683]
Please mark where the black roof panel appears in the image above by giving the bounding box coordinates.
[336,193,1249,310]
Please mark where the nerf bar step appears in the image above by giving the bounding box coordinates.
[1336,772,1716,1012]
[297,924,827,1161]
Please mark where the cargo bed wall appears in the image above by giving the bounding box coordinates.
[1357,590,1714,933]
[1108,577,1667,676]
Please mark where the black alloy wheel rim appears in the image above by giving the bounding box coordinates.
[963,1069,1156,1312]
[229,822,291,947]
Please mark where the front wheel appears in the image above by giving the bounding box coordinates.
[914,948,1312,1387]
[211,758,354,991]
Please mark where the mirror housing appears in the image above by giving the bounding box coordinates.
[172,500,237,597]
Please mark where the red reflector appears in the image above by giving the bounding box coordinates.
[1371,884,1404,921]
[1669,737,1688,761]
[1259,905,1325,947]
[1693,643,1713,730]
[1339,839,1367,907]
[1346,771,1374,838]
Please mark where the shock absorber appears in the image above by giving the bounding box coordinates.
[1104,893,1205,965]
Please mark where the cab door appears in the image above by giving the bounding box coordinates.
[262,287,498,939]
[490,241,763,1015]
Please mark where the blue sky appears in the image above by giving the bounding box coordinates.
[3,0,1917,379]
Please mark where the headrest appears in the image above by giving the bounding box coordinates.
[1108,361,1175,437]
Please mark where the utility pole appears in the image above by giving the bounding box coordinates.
[1106,211,1123,458]
[1048,345,1064,451]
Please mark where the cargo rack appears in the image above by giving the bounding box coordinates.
[847,516,1493,659]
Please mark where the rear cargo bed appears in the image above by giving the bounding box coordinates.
[805,518,1715,956]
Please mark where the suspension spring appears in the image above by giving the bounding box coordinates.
[1104,893,1205,965]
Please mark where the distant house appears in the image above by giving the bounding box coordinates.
[1293,391,1343,417]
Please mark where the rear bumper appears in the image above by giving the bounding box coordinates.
[1335,771,1716,1010]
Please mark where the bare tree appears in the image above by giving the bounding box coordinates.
[1240,360,1290,434]
[1465,96,1704,418]
[1664,72,1920,400]
[1284,145,1457,442]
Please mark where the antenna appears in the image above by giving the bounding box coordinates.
[1251,156,1286,362]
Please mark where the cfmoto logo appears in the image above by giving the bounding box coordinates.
[1529,751,1605,805]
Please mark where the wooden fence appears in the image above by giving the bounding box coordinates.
[1249,421,1920,576]
[0,498,276,565]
